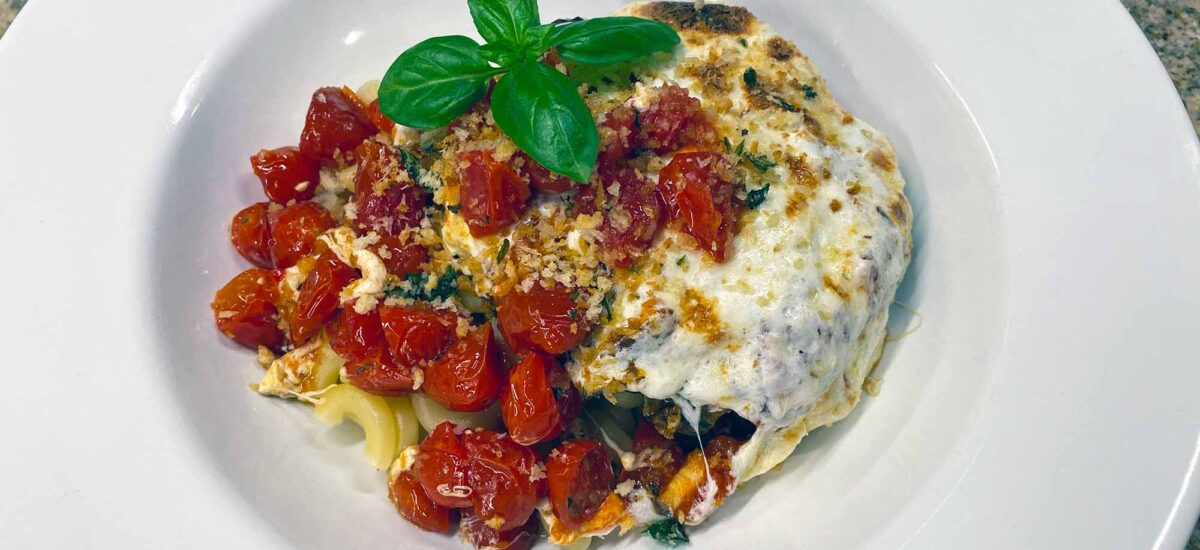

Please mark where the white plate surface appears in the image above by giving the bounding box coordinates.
[1,1,1198,548]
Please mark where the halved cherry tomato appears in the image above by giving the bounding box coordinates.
[457,150,531,237]
[268,201,335,268]
[353,140,427,236]
[299,86,376,163]
[501,353,581,446]
[546,439,614,530]
[569,182,599,217]
[326,306,386,363]
[345,349,418,396]
[639,84,717,154]
[389,469,454,533]
[249,146,320,203]
[459,509,539,550]
[373,234,427,276]
[596,167,663,268]
[621,421,684,495]
[230,202,273,268]
[512,152,572,194]
[423,324,506,412]
[463,429,542,532]
[597,103,642,169]
[288,250,357,345]
[378,305,458,368]
[211,268,284,351]
[657,151,738,262]
[496,285,589,355]
[414,422,472,509]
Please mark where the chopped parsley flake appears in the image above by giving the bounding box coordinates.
[644,519,689,546]
[746,185,770,209]
[801,83,818,100]
[776,96,798,112]
[386,268,459,302]
[676,256,686,267]
[742,67,758,88]
[446,204,460,213]
[600,291,615,322]
[496,238,510,263]
[742,152,775,172]
[398,148,423,183]
[722,137,733,152]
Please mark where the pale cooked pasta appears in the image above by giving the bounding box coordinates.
[385,396,421,451]
[313,384,398,469]
[410,392,502,432]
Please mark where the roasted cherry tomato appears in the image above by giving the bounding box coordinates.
[326,306,386,364]
[389,469,454,533]
[378,305,458,368]
[414,422,473,509]
[657,151,738,262]
[596,167,663,268]
[288,250,357,345]
[268,201,335,268]
[353,140,427,236]
[501,353,581,446]
[512,152,572,194]
[249,146,320,203]
[459,509,539,550]
[621,421,684,495]
[365,99,396,134]
[373,234,428,276]
[211,268,284,351]
[345,349,418,396]
[569,182,600,217]
[496,285,589,355]
[597,103,642,169]
[423,324,506,412]
[639,84,717,154]
[546,439,614,530]
[463,429,542,532]
[457,150,531,237]
[299,86,376,163]
[229,202,273,268]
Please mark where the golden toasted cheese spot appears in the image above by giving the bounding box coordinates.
[638,1,752,35]
[822,275,850,301]
[868,148,895,171]
[766,36,798,61]
[786,191,808,218]
[890,199,910,225]
[829,199,843,213]
[785,154,818,188]
[679,288,724,343]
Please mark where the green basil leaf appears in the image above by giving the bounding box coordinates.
[379,35,500,129]
[479,40,520,67]
[492,62,598,183]
[467,0,540,45]
[551,17,680,65]
[643,518,689,546]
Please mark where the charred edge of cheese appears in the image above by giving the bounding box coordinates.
[254,333,344,401]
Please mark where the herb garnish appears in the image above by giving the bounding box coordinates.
[386,268,460,302]
[496,238,511,262]
[643,518,689,546]
[742,151,775,172]
[745,185,770,209]
[379,0,681,182]
[800,83,818,100]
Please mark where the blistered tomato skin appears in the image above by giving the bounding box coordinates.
[326,307,386,364]
[345,350,417,396]
[229,202,274,268]
[457,150,531,237]
[353,140,427,236]
[459,509,539,550]
[378,305,458,368]
[640,84,718,154]
[373,235,428,276]
[462,429,542,532]
[299,86,376,163]
[622,421,685,495]
[657,151,738,262]
[365,99,396,134]
[268,201,336,268]
[287,250,358,345]
[250,146,320,203]
[389,469,454,533]
[501,353,581,446]
[496,285,590,355]
[423,324,506,412]
[414,422,473,509]
[211,268,284,352]
[596,167,664,268]
[546,438,614,530]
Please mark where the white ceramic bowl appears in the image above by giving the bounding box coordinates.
[1,1,1198,548]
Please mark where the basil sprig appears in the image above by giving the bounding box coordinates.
[379,0,681,182]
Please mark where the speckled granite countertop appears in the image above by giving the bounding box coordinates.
[1,0,1199,545]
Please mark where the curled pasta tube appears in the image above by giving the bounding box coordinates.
[384,396,421,451]
[313,384,398,470]
[410,392,502,432]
